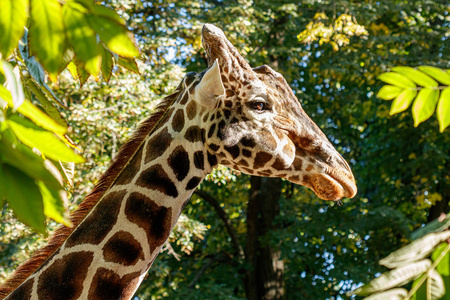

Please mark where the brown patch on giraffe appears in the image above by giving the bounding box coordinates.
[208,143,220,151]
[224,145,240,159]
[240,136,256,147]
[125,192,172,251]
[225,100,233,107]
[88,268,141,300]
[66,191,126,248]
[168,146,190,181]
[184,72,197,87]
[179,91,189,105]
[145,127,173,163]
[207,152,218,167]
[103,231,144,266]
[306,164,314,172]
[221,74,228,83]
[292,157,303,171]
[253,152,273,169]
[172,109,185,133]
[237,159,249,167]
[208,123,216,138]
[186,176,202,190]
[184,126,205,143]
[272,158,286,170]
[242,167,254,174]
[226,89,235,97]
[136,164,179,198]
[115,147,143,185]
[159,107,175,126]
[37,251,93,300]
[224,109,231,119]
[193,151,205,170]
[5,277,33,300]
[186,100,197,120]
[203,113,209,122]
[242,149,252,158]
[288,175,300,182]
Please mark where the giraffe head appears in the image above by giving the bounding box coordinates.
[186,24,356,201]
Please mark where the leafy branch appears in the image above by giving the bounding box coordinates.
[349,214,450,300]
[377,66,450,132]
[0,0,140,233]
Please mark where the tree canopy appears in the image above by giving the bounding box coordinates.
[1,0,449,299]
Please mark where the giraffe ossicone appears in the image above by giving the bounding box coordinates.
[0,24,356,300]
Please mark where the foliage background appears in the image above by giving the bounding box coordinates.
[1,0,450,299]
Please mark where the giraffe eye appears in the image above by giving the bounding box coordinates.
[251,101,269,112]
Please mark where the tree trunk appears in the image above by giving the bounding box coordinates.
[245,176,284,300]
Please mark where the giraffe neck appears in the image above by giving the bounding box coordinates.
[5,80,215,300]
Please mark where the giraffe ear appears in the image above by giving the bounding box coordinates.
[194,59,225,108]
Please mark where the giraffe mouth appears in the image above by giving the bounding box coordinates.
[309,170,357,201]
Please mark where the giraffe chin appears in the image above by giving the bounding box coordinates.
[308,173,356,201]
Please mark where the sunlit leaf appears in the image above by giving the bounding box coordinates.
[392,66,438,87]
[378,72,416,89]
[0,128,63,191]
[75,58,90,86]
[1,60,24,109]
[63,1,101,76]
[390,89,417,115]
[36,180,71,227]
[380,231,450,268]
[377,85,402,100]
[86,14,139,58]
[431,243,450,276]
[418,66,450,85]
[118,57,140,74]
[0,0,28,58]
[412,88,439,127]
[1,164,46,234]
[101,46,113,82]
[29,0,65,75]
[353,260,431,296]
[8,118,84,163]
[437,88,450,132]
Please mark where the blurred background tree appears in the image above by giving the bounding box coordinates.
[1,0,449,299]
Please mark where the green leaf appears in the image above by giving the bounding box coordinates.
[7,118,84,163]
[418,66,450,85]
[431,243,450,276]
[380,231,450,268]
[91,3,125,25]
[29,0,66,75]
[390,89,417,115]
[0,0,28,58]
[412,88,439,127]
[392,66,439,87]
[378,72,416,89]
[63,1,101,77]
[0,128,62,191]
[101,46,113,82]
[377,85,403,100]
[86,14,139,58]
[25,78,68,128]
[118,57,140,74]
[75,58,90,86]
[2,60,24,108]
[0,87,66,135]
[437,88,450,132]
[36,180,71,227]
[1,164,46,234]
[353,260,431,296]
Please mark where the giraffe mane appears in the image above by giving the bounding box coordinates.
[0,83,184,299]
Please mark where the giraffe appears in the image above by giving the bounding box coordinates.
[0,24,356,300]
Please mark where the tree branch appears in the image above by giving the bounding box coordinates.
[194,190,245,261]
